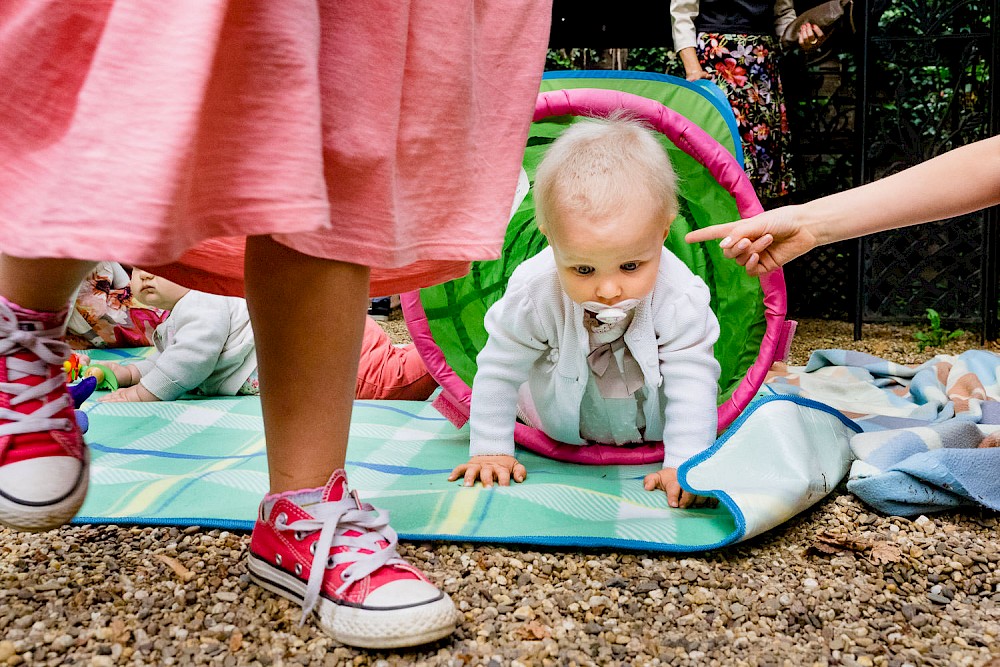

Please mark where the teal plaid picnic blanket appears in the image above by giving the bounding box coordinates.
[73,349,858,552]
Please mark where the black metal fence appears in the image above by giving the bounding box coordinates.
[549,0,1000,339]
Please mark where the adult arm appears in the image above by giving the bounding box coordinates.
[773,0,798,39]
[670,0,710,81]
[685,135,1000,275]
[775,0,826,51]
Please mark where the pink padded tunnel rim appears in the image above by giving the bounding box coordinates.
[403,88,788,465]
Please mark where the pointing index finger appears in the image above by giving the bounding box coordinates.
[684,221,739,244]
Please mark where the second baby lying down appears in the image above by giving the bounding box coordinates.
[95,269,437,402]
[99,269,258,402]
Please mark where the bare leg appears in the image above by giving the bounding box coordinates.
[0,254,95,532]
[0,255,96,309]
[244,235,369,493]
[244,237,456,647]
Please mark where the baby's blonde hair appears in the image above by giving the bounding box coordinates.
[534,111,678,233]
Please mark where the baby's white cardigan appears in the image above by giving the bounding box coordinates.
[469,247,721,469]
[133,290,257,400]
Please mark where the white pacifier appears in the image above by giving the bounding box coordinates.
[581,298,640,324]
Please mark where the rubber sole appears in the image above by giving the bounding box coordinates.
[247,553,458,649]
[0,450,89,533]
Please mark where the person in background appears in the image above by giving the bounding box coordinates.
[97,269,257,402]
[66,261,167,349]
[90,270,436,403]
[669,0,825,206]
[368,294,402,322]
[368,296,393,321]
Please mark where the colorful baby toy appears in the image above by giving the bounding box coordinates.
[67,376,97,434]
[63,353,120,391]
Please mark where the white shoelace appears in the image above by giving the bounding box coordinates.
[274,492,406,622]
[0,308,72,438]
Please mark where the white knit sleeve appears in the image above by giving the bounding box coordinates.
[656,279,721,469]
[468,289,549,458]
[138,294,229,400]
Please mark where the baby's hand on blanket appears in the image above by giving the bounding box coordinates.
[644,467,698,509]
[101,384,160,403]
[449,455,527,488]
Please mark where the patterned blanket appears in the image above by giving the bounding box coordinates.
[77,396,747,550]
[764,349,1000,515]
[73,350,857,551]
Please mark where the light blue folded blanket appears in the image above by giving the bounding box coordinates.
[848,422,1000,516]
[764,349,1000,516]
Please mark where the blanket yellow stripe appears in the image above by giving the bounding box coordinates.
[437,488,479,534]
[107,437,265,516]
[109,478,181,517]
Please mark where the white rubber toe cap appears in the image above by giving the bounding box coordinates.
[364,578,445,608]
[0,456,85,503]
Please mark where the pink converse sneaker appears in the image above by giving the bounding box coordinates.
[0,298,88,532]
[248,470,458,649]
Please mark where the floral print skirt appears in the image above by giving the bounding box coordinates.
[695,33,796,202]
[238,369,261,396]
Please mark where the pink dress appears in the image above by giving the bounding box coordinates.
[0,1,551,297]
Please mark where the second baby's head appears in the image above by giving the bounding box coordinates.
[534,113,678,308]
[130,269,190,311]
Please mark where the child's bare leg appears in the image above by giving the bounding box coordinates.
[0,256,95,309]
[243,236,457,648]
[243,235,369,493]
[0,255,95,531]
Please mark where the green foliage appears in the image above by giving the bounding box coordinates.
[878,0,990,36]
[545,48,602,71]
[624,48,672,72]
[545,48,679,75]
[867,1,992,179]
[912,308,965,351]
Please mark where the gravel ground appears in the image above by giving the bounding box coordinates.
[2,316,1000,667]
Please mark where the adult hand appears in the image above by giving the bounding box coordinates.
[685,67,712,82]
[684,205,819,277]
[678,46,712,82]
[448,454,527,488]
[797,22,826,52]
